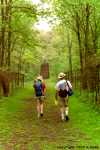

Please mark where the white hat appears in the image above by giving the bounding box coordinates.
[37,75,43,81]
[58,72,66,79]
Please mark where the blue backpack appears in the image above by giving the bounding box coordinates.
[35,81,42,96]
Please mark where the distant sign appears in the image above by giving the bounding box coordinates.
[40,63,49,79]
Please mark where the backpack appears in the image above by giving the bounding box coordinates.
[35,81,42,96]
[59,89,68,98]
[58,80,68,98]
[58,80,73,97]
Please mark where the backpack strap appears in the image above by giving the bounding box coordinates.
[66,80,72,89]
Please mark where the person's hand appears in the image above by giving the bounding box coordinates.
[55,100,58,106]
[55,92,58,100]
[42,92,45,96]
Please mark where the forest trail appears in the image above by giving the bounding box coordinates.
[0,94,93,150]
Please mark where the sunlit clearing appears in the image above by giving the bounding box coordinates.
[34,20,51,32]
[32,0,50,10]
[40,3,50,9]
[32,0,40,5]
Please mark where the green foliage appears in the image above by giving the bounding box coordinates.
[11,0,38,71]
[0,0,100,81]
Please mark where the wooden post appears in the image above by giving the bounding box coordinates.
[40,63,49,79]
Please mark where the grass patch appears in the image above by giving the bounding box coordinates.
[69,91,100,145]
[0,82,33,142]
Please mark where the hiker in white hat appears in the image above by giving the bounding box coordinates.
[55,72,72,121]
[58,72,66,79]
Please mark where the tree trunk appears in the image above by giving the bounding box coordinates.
[6,0,12,68]
[67,32,73,81]
[1,0,5,67]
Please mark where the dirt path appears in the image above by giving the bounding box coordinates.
[1,97,92,150]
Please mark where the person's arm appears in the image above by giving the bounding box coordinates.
[55,90,58,100]
[55,90,59,105]
[33,84,37,95]
[55,82,59,100]
[42,82,46,96]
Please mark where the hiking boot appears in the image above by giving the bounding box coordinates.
[65,115,69,121]
[40,113,43,117]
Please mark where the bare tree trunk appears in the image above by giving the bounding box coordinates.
[5,0,12,69]
[1,0,5,67]
[75,12,84,75]
[0,0,12,69]
[7,0,12,68]
[84,3,90,66]
[82,3,90,89]
[67,32,73,81]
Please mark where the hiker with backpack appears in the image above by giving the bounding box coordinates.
[55,72,73,121]
[33,75,46,118]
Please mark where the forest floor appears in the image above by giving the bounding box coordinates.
[0,81,100,150]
